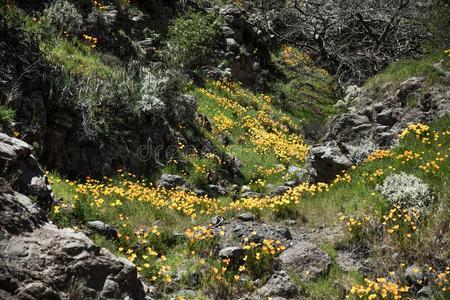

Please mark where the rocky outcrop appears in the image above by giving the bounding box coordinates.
[0,136,148,299]
[0,222,146,300]
[0,134,53,210]
[219,217,292,249]
[218,5,273,89]
[307,75,450,182]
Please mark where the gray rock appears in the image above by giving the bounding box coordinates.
[287,165,302,174]
[270,186,290,196]
[241,191,262,198]
[0,223,146,299]
[405,265,423,282]
[336,251,363,272]
[396,77,426,104]
[87,221,117,239]
[219,246,245,259]
[208,184,227,197]
[210,215,225,227]
[0,134,53,210]
[226,38,240,52]
[157,174,192,190]
[237,213,256,222]
[308,143,352,182]
[279,241,331,280]
[376,109,397,126]
[222,26,235,38]
[220,219,292,249]
[257,270,298,298]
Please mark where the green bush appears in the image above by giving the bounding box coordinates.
[43,0,83,35]
[166,11,220,70]
[0,106,15,128]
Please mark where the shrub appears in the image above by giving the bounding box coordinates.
[376,172,434,211]
[166,10,220,69]
[0,106,15,128]
[43,0,83,35]
[346,140,377,164]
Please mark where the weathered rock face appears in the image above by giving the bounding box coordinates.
[307,75,450,182]
[218,5,273,89]
[0,223,146,300]
[279,241,332,280]
[307,142,352,183]
[256,270,299,298]
[219,218,292,249]
[0,134,53,210]
[0,137,148,300]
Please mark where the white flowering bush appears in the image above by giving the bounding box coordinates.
[43,0,83,34]
[347,140,377,164]
[376,172,434,210]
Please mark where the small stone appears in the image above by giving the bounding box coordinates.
[87,221,117,238]
[405,265,423,282]
[237,213,256,222]
[210,216,224,227]
[219,246,244,259]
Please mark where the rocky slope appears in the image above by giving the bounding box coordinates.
[0,134,147,299]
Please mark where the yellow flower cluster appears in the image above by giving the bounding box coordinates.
[399,123,430,139]
[340,215,370,233]
[197,87,247,116]
[74,176,221,220]
[212,114,235,134]
[92,0,107,10]
[382,206,419,237]
[185,225,216,242]
[419,152,447,173]
[82,34,98,48]
[395,150,421,163]
[366,150,392,162]
[255,165,286,177]
[445,49,450,58]
[243,116,309,162]
[228,182,329,211]
[434,267,450,292]
[348,278,410,299]
[280,44,311,67]
[198,80,308,163]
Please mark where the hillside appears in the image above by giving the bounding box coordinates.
[0,1,449,299]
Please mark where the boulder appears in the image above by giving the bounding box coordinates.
[0,134,52,210]
[308,143,352,182]
[279,241,331,280]
[256,270,299,298]
[270,186,290,196]
[157,174,192,190]
[0,184,147,299]
[237,213,256,222]
[208,184,227,197]
[219,219,292,249]
[218,246,245,259]
[87,221,118,239]
[0,224,146,300]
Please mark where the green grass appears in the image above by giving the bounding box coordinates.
[43,38,120,78]
[0,106,15,128]
[269,47,339,123]
[295,116,450,227]
[364,50,450,89]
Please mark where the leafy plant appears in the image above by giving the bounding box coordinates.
[376,172,434,211]
[166,10,220,70]
[43,0,83,35]
[0,106,15,128]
